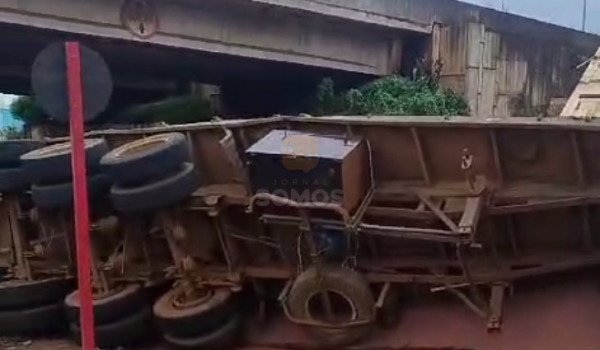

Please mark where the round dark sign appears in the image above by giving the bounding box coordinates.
[31,42,113,123]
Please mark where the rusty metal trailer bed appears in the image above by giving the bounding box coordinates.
[45,113,600,348]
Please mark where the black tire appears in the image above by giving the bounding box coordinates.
[0,140,46,168]
[286,265,375,347]
[0,168,30,193]
[111,162,200,213]
[69,306,154,349]
[0,301,67,336]
[31,173,111,210]
[153,286,237,338]
[146,279,175,299]
[64,284,148,326]
[163,313,242,350]
[0,277,74,310]
[100,133,190,186]
[20,138,109,185]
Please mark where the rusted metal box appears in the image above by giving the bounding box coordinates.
[245,129,369,213]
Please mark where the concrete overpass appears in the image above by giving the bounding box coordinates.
[1,0,600,118]
[0,0,431,76]
[0,0,435,116]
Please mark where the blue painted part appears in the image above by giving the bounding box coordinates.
[313,229,348,259]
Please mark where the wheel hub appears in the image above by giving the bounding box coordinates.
[92,285,122,300]
[172,287,213,309]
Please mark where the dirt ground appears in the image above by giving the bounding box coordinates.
[7,273,600,350]
[1,338,78,350]
[0,337,164,350]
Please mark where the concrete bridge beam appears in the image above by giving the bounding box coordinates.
[0,0,407,75]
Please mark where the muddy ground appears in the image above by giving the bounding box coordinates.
[0,338,275,350]
[6,273,600,350]
[0,337,162,350]
[1,338,80,350]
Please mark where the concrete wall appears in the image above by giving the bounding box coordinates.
[0,0,403,75]
[315,0,600,117]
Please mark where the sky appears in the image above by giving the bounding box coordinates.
[461,0,599,33]
[0,94,16,110]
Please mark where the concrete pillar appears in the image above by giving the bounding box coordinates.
[191,83,222,114]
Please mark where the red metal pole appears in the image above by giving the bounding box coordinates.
[65,42,96,350]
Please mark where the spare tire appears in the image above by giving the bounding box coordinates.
[286,265,375,347]
[0,168,30,193]
[69,306,154,349]
[0,140,46,168]
[162,313,242,350]
[153,286,237,338]
[0,277,74,310]
[100,133,189,186]
[0,301,67,336]
[64,284,147,325]
[20,138,108,185]
[110,162,200,213]
[31,173,111,210]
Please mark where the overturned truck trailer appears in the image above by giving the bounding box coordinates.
[63,114,600,350]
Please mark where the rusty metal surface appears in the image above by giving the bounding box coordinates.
[282,116,600,195]
[0,197,76,281]
[56,115,600,194]
[46,115,600,345]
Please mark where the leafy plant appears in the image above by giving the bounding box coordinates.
[9,96,48,125]
[314,75,470,116]
[115,95,214,124]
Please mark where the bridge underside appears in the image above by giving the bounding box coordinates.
[0,0,417,75]
[0,0,430,116]
[0,22,379,116]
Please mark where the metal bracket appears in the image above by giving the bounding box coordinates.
[487,283,507,331]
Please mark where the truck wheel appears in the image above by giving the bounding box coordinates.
[163,313,242,350]
[0,277,74,310]
[0,168,30,193]
[0,301,67,336]
[69,306,154,348]
[64,284,147,325]
[286,265,375,347]
[153,285,237,338]
[20,138,108,185]
[100,132,189,186]
[111,162,200,213]
[0,140,46,168]
[31,173,111,210]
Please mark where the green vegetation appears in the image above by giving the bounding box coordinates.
[314,75,470,116]
[8,74,469,130]
[115,95,213,125]
[9,94,215,127]
[9,96,47,125]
